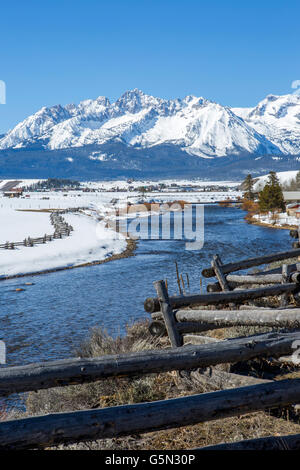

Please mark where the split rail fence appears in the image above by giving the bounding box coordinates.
[0,207,88,250]
[1,232,300,449]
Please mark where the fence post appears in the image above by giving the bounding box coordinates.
[211,254,231,292]
[281,264,290,307]
[175,262,182,295]
[153,280,182,347]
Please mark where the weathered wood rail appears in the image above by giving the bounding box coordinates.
[175,308,300,329]
[0,328,299,449]
[146,247,300,315]
[1,379,300,450]
[207,272,300,292]
[145,282,299,313]
[0,331,298,396]
[201,247,300,278]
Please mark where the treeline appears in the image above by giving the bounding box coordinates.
[25,178,80,191]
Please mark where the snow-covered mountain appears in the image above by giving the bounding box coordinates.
[0,90,300,179]
[0,89,283,157]
[233,93,300,155]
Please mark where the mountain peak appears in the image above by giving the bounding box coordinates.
[119,88,145,101]
[0,90,299,159]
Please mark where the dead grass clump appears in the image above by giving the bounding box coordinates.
[76,320,161,358]
[26,320,176,417]
[140,412,300,450]
[267,258,299,270]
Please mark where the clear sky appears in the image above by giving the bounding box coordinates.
[0,0,299,133]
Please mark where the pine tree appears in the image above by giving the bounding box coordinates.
[243,174,255,200]
[296,171,300,189]
[258,171,285,213]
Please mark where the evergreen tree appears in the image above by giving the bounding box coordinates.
[243,174,255,200]
[296,171,300,189]
[258,171,285,212]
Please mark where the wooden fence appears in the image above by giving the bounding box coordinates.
[0,330,300,449]
[0,207,88,250]
[1,237,300,449]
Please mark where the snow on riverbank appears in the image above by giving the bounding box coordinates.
[0,209,53,243]
[253,212,299,228]
[0,185,243,277]
[0,209,126,277]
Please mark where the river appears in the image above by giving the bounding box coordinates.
[0,205,290,367]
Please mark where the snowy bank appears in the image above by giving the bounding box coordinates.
[0,184,244,277]
[253,212,299,228]
[0,211,126,277]
[0,209,53,243]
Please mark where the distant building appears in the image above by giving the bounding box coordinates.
[286,203,300,216]
[3,188,23,198]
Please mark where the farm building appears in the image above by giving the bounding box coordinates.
[287,203,300,216]
[3,188,23,198]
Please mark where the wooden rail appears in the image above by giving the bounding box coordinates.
[0,331,298,396]
[201,248,300,278]
[144,283,299,313]
[175,308,300,329]
[1,379,300,449]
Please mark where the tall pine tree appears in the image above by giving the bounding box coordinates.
[258,171,285,212]
[243,174,255,200]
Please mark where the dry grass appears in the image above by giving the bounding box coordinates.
[267,258,299,270]
[23,319,300,450]
[26,321,177,417]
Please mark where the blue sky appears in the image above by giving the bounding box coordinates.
[0,0,299,133]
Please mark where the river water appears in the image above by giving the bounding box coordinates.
[0,205,290,367]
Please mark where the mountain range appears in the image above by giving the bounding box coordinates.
[0,89,299,179]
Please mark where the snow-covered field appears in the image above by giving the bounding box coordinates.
[82,179,241,191]
[1,172,299,277]
[0,211,126,277]
[0,189,243,209]
[0,183,243,277]
[0,209,52,243]
[0,192,129,277]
